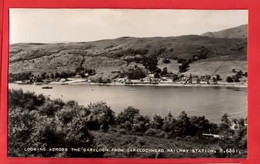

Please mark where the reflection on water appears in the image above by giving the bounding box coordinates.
[225,87,248,92]
[9,83,247,123]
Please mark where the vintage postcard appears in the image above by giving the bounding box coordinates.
[8,9,247,158]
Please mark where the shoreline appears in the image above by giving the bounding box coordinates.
[12,81,247,88]
[64,82,247,88]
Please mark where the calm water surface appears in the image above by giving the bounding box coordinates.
[9,84,247,122]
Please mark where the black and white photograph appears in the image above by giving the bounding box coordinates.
[8,9,248,158]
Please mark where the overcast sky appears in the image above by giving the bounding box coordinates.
[10,9,248,44]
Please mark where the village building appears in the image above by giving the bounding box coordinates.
[142,77,151,84]
[84,73,89,77]
[147,74,155,78]
[130,79,142,84]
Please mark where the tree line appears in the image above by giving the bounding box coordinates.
[8,67,97,83]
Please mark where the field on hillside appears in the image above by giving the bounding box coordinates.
[158,58,247,80]
[9,35,247,77]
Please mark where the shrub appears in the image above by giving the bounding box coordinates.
[236,70,244,78]
[163,58,171,64]
[8,89,46,110]
[39,101,60,117]
[216,74,222,81]
[141,56,158,72]
[145,128,157,136]
[116,106,150,135]
[189,116,210,136]
[8,90,97,157]
[126,67,146,80]
[155,131,168,138]
[226,76,234,83]
[161,67,168,76]
[218,115,246,157]
[174,111,191,137]
[232,75,240,82]
[151,114,164,129]
[8,72,33,82]
[179,61,190,73]
[196,46,209,59]
[132,115,149,135]
[87,102,115,131]
[116,106,140,124]
[8,107,40,157]
[97,77,112,83]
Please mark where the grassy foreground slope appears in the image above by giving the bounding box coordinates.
[91,130,220,158]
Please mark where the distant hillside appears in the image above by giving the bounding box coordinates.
[9,25,247,80]
[201,24,248,39]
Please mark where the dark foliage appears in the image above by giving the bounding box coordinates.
[161,67,168,76]
[141,56,158,72]
[9,68,97,82]
[226,69,247,83]
[8,89,247,158]
[125,67,146,80]
[9,72,33,82]
[8,89,101,157]
[196,46,209,59]
[218,114,247,157]
[179,60,190,73]
[226,76,234,83]
[163,58,171,64]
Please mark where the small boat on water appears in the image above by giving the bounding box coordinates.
[42,86,53,89]
[17,82,30,85]
[15,81,31,85]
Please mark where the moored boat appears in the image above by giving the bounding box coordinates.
[42,86,53,89]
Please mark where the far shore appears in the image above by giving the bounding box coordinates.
[12,80,247,88]
[53,82,247,88]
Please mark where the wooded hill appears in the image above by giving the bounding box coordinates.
[9,25,248,81]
